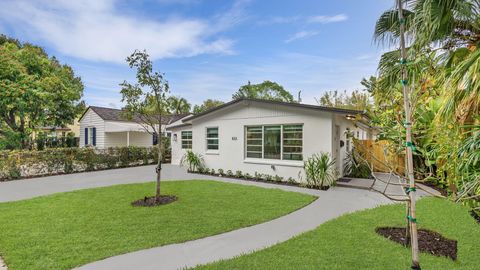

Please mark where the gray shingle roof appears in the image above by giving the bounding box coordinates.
[81,106,188,125]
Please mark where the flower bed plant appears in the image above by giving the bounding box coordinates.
[0,146,162,181]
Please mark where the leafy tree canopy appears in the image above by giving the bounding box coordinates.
[193,99,225,114]
[232,80,296,102]
[0,35,84,149]
[316,89,371,111]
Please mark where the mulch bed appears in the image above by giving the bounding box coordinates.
[132,195,177,207]
[470,210,480,224]
[337,177,352,183]
[376,227,457,260]
[419,181,448,197]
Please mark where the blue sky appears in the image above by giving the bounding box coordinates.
[0,0,392,108]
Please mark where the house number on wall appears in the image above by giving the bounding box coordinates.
[232,137,237,141]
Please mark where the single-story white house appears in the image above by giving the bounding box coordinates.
[79,106,188,148]
[167,98,375,181]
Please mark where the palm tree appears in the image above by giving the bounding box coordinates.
[167,96,191,114]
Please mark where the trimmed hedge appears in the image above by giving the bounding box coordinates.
[0,146,161,181]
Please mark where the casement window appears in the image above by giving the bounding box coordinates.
[84,127,96,146]
[181,131,192,149]
[245,124,303,161]
[206,127,219,150]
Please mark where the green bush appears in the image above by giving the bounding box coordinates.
[180,150,204,172]
[0,146,157,181]
[235,170,243,178]
[304,153,338,189]
[343,150,372,178]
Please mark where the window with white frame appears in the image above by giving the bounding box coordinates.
[206,127,219,150]
[245,124,303,161]
[181,131,192,149]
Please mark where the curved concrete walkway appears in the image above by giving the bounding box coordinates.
[0,165,392,270]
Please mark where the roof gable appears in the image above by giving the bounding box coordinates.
[182,98,366,122]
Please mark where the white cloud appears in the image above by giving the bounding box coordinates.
[257,16,301,25]
[285,30,319,43]
[307,14,348,24]
[0,0,246,63]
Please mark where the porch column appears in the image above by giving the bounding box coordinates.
[127,131,130,146]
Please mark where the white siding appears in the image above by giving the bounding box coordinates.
[103,131,153,148]
[79,109,105,148]
[172,101,333,181]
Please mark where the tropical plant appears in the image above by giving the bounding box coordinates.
[180,150,204,172]
[304,153,338,189]
[167,96,191,114]
[343,150,372,179]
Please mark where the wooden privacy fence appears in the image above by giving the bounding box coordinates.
[354,139,405,175]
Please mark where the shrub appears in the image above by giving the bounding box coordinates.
[274,175,283,182]
[218,169,224,176]
[254,172,263,180]
[287,177,297,184]
[244,173,252,179]
[343,150,371,178]
[180,150,204,172]
[210,169,216,175]
[226,170,234,177]
[235,170,243,178]
[265,174,273,181]
[0,146,157,181]
[304,153,338,189]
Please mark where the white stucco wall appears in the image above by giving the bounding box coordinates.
[171,101,334,181]
[169,126,192,165]
[79,109,105,148]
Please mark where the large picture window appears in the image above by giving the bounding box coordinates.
[206,127,219,150]
[245,124,303,161]
[181,131,192,149]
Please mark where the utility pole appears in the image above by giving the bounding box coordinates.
[396,0,420,269]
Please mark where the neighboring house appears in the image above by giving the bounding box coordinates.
[167,98,375,180]
[79,106,187,148]
[32,120,80,139]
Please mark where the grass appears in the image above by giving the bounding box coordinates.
[195,198,480,270]
[0,180,315,270]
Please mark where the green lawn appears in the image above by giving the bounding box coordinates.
[0,180,315,270]
[195,198,480,270]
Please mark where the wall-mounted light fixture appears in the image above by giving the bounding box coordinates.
[346,114,356,120]
[173,133,177,142]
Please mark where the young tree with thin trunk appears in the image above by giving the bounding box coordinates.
[397,1,420,268]
[120,50,171,204]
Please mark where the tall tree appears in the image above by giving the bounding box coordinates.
[0,35,84,148]
[120,50,175,205]
[167,96,191,114]
[193,99,224,114]
[232,80,296,102]
[316,90,371,111]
